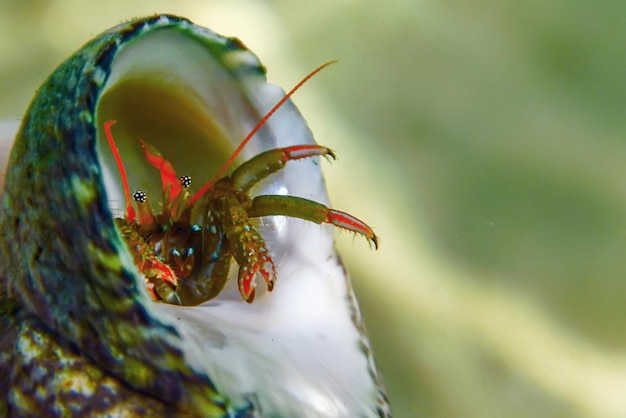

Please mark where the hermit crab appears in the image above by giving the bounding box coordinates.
[104,62,377,306]
[0,15,391,417]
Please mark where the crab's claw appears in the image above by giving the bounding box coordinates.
[237,252,276,303]
[232,227,276,303]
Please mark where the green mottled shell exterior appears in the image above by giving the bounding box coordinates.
[0,16,243,417]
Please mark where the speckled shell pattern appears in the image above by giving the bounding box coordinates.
[0,16,250,417]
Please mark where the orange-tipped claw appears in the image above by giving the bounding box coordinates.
[238,265,258,303]
[143,257,178,286]
[237,256,276,303]
[327,209,379,249]
[259,257,276,292]
[280,145,336,162]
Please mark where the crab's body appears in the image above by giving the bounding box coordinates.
[107,120,377,307]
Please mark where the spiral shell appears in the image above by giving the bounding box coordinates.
[0,15,390,417]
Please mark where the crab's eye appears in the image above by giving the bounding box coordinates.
[133,191,147,203]
[180,175,191,188]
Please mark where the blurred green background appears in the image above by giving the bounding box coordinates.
[2,1,626,417]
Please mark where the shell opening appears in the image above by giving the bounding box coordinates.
[96,28,264,216]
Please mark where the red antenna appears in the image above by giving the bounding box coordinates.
[188,60,338,205]
[104,120,136,222]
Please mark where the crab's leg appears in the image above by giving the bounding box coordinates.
[230,145,335,192]
[174,243,233,306]
[249,195,379,249]
[213,194,277,303]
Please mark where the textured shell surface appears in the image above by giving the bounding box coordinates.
[0,15,390,417]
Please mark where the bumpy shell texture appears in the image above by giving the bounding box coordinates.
[0,15,390,417]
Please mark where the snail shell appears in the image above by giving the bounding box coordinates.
[0,15,390,417]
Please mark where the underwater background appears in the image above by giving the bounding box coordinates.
[1,1,625,417]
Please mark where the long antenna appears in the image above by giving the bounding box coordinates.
[188,60,338,205]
